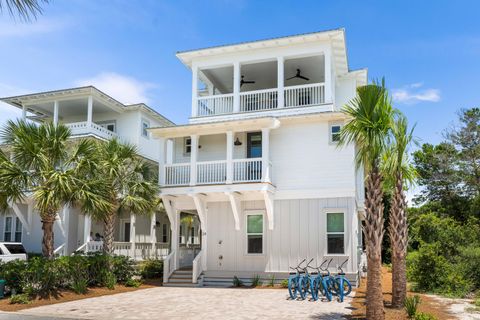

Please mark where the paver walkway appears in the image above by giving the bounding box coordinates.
[19,287,354,320]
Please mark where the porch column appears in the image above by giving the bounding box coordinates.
[83,215,91,251]
[190,134,198,186]
[173,210,180,269]
[166,138,174,164]
[192,64,198,117]
[150,213,157,257]
[277,56,285,108]
[158,137,166,186]
[226,131,234,184]
[21,104,26,120]
[261,128,271,183]
[130,213,136,259]
[233,61,240,113]
[324,49,332,104]
[87,95,93,126]
[53,101,59,126]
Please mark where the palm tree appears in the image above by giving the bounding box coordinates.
[382,114,416,308]
[93,138,159,256]
[0,120,111,258]
[338,81,395,320]
[0,0,48,21]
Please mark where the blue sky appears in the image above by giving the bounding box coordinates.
[0,0,479,146]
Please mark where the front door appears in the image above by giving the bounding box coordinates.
[123,222,131,242]
[247,132,262,180]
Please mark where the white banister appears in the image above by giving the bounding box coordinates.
[240,88,278,112]
[163,251,176,284]
[196,160,227,185]
[54,243,65,256]
[65,122,117,140]
[192,250,203,284]
[164,163,190,186]
[233,159,263,182]
[196,94,234,116]
[284,83,325,107]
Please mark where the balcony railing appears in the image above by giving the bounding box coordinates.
[65,121,117,140]
[78,241,170,260]
[163,158,270,186]
[195,83,325,117]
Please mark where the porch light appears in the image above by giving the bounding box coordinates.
[234,137,242,146]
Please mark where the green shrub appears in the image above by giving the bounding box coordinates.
[10,294,30,305]
[267,274,275,287]
[0,259,27,294]
[139,259,163,279]
[111,255,136,283]
[232,276,243,287]
[458,246,480,291]
[280,279,289,288]
[414,312,438,320]
[404,295,421,319]
[71,278,88,294]
[105,272,117,290]
[21,257,68,296]
[251,274,261,287]
[125,278,142,288]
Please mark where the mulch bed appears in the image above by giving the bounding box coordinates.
[0,278,163,312]
[348,267,455,319]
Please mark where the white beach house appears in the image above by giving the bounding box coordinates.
[151,28,367,286]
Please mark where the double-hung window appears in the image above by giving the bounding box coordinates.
[3,216,22,242]
[141,119,150,138]
[326,212,345,254]
[246,214,263,254]
[330,124,342,143]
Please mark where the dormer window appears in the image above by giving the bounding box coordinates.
[141,119,150,138]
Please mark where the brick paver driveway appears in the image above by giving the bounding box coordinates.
[20,287,354,320]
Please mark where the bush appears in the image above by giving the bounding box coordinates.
[105,272,116,290]
[267,274,275,287]
[71,278,88,294]
[251,274,261,287]
[458,246,480,290]
[404,295,421,319]
[232,276,243,287]
[10,294,30,305]
[0,259,27,294]
[414,312,438,320]
[125,278,142,288]
[139,259,163,279]
[111,255,136,283]
[280,279,289,288]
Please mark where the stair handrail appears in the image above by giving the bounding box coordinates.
[163,251,175,284]
[53,243,66,256]
[74,241,88,254]
[192,250,203,284]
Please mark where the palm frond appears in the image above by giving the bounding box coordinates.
[0,0,49,21]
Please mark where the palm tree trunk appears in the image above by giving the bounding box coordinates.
[103,211,116,256]
[390,171,408,307]
[41,212,56,259]
[365,166,385,320]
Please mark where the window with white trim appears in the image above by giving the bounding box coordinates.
[179,225,184,244]
[3,216,22,243]
[330,124,341,143]
[141,119,150,138]
[326,212,345,254]
[246,214,263,254]
[184,137,192,154]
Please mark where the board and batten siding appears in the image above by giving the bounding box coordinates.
[205,197,359,275]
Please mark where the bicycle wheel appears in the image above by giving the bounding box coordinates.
[288,277,298,299]
[310,278,319,301]
[334,277,352,302]
[298,276,309,300]
[322,278,333,301]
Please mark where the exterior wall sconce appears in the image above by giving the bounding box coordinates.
[234,137,242,146]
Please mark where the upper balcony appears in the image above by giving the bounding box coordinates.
[190,54,333,122]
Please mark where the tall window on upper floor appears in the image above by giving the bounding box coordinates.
[326,212,345,254]
[330,124,342,143]
[141,119,150,138]
[246,213,263,254]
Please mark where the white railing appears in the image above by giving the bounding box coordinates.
[197,160,227,185]
[53,243,66,256]
[233,158,263,183]
[197,94,234,116]
[112,242,132,256]
[285,83,325,108]
[65,121,117,140]
[165,163,190,186]
[240,88,278,112]
[192,250,203,284]
[163,251,176,284]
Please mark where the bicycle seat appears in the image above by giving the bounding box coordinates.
[310,271,318,275]
[289,271,297,275]
[337,272,345,275]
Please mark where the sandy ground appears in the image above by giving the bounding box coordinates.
[427,295,480,320]
[18,287,354,320]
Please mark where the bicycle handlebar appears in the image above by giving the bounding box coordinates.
[338,258,349,273]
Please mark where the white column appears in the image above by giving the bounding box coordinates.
[166,138,174,164]
[324,50,332,104]
[173,210,180,269]
[192,65,198,117]
[21,105,26,120]
[130,213,136,258]
[150,213,157,257]
[226,131,233,184]
[261,128,270,183]
[87,95,93,126]
[53,101,59,126]
[190,134,198,186]
[158,137,166,186]
[233,62,240,113]
[83,215,91,244]
[277,56,285,108]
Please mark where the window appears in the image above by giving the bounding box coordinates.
[190,227,195,244]
[141,119,150,138]
[330,125,341,143]
[14,217,22,242]
[326,212,345,254]
[99,121,116,133]
[4,216,12,242]
[162,224,168,243]
[246,214,263,254]
[184,137,192,154]
[179,225,184,244]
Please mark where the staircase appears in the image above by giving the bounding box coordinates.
[164,267,202,287]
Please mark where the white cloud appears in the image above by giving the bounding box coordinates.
[392,83,441,104]
[74,72,155,105]
[0,18,67,38]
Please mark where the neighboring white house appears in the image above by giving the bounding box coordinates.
[150,28,367,286]
[0,86,184,258]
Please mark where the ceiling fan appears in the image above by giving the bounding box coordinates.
[287,69,310,81]
[240,75,255,87]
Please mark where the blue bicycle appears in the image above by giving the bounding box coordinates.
[332,259,352,302]
[309,258,334,302]
[288,259,306,299]
[298,258,314,300]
